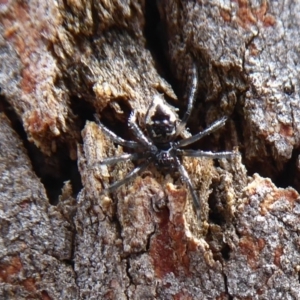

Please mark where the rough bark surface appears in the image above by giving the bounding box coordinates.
[1,0,300,299]
[0,114,77,299]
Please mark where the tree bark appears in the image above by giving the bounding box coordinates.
[1,0,300,299]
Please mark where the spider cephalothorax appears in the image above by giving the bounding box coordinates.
[95,62,236,220]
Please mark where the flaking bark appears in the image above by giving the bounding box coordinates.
[1,0,300,299]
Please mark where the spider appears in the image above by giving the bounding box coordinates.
[94,62,236,220]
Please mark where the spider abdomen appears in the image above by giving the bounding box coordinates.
[94,61,235,222]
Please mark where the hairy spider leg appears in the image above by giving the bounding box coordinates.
[175,157,201,220]
[99,153,146,165]
[177,149,235,159]
[94,114,143,149]
[175,61,198,137]
[176,116,227,148]
[128,112,157,151]
[102,159,152,193]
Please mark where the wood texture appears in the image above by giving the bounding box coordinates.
[1,0,300,299]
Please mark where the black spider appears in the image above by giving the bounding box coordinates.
[94,62,235,220]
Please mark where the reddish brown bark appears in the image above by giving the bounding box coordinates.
[1,0,300,299]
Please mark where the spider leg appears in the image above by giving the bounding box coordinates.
[94,114,143,149]
[98,153,145,165]
[176,158,201,220]
[175,116,227,148]
[103,159,151,193]
[128,112,157,151]
[177,149,235,159]
[175,61,198,136]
